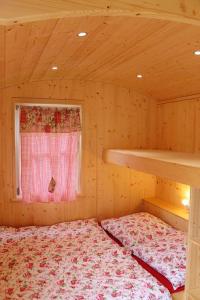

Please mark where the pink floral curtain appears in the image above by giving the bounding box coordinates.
[20,106,81,133]
[20,106,81,203]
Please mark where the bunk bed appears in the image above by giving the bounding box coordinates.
[103,149,200,300]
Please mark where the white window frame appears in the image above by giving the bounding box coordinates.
[14,103,82,200]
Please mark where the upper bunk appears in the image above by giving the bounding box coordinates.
[103,149,200,187]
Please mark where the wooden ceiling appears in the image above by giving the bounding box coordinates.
[1,15,200,101]
[1,0,200,26]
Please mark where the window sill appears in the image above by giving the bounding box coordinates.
[11,194,85,203]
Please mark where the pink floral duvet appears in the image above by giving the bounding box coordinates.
[101,213,187,290]
[0,219,171,300]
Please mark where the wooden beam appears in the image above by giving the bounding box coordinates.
[1,0,200,26]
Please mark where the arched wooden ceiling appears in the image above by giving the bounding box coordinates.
[1,1,200,101]
[1,0,200,26]
[1,15,200,101]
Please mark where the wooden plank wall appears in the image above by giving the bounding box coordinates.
[0,25,5,88]
[0,26,5,206]
[0,80,156,226]
[156,177,190,208]
[156,99,198,206]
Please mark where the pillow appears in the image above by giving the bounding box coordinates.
[101,212,187,289]
[101,212,173,249]
[0,218,99,241]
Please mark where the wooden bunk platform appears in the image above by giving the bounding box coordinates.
[103,149,200,188]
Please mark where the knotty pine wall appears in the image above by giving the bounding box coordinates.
[155,177,190,208]
[0,80,156,226]
[0,26,4,89]
[156,99,197,207]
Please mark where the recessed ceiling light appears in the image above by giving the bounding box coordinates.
[194,50,200,56]
[52,66,58,70]
[136,74,143,79]
[77,32,87,37]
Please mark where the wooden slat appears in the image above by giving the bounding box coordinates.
[5,20,57,86]
[103,149,200,187]
[30,16,117,82]
[157,100,196,152]
[0,25,5,88]
[1,0,200,26]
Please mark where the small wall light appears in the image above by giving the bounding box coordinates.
[182,198,190,209]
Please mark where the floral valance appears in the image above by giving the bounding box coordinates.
[20,106,81,133]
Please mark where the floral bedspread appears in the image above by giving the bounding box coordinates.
[0,219,171,300]
[101,212,187,290]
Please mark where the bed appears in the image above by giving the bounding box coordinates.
[101,212,186,294]
[0,218,171,300]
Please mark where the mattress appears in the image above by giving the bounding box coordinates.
[101,212,187,290]
[0,218,171,300]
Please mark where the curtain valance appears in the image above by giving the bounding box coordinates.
[20,106,81,133]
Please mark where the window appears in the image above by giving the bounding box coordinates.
[15,104,81,203]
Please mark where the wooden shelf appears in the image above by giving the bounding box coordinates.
[143,197,188,231]
[103,149,200,187]
[143,197,189,220]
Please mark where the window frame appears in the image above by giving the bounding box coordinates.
[14,102,82,202]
